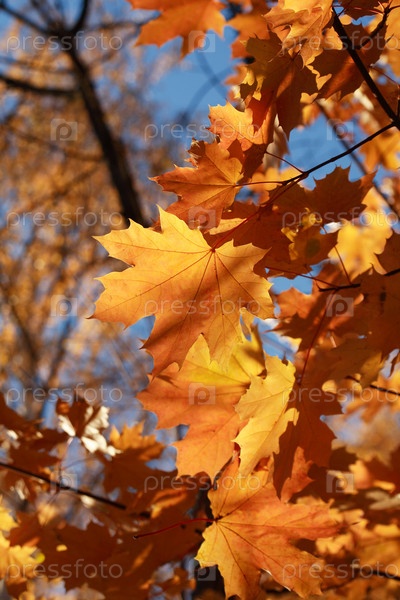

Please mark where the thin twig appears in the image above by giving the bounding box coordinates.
[332,8,400,130]
[0,460,126,510]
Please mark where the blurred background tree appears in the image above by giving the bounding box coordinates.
[0,0,183,429]
[0,3,234,597]
[0,0,190,578]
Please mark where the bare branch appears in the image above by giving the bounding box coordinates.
[0,72,76,96]
[70,0,90,35]
[0,1,50,34]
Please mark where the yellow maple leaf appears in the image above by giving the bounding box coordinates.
[139,331,266,478]
[234,356,296,476]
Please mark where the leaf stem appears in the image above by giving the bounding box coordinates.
[133,517,214,540]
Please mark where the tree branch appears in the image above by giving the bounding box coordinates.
[3,124,101,162]
[316,100,400,218]
[281,122,395,186]
[70,0,90,35]
[0,1,50,35]
[0,460,126,510]
[0,72,76,96]
[0,0,147,226]
[332,8,400,130]
[64,41,147,225]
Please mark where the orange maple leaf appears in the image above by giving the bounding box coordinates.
[129,0,225,55]
[242,33,318,135]
[156,140,243,230]
[197,460,338,599]
[313,20,387,99]
[93,209,273,373]
[208,102,275,178]
[228,0,269,59]
[266,0,333,63]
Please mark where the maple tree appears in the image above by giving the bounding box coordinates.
[3,0,400,598]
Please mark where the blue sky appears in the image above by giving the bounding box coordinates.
[138,22,366,188]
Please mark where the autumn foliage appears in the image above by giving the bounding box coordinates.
[3,0,400,599]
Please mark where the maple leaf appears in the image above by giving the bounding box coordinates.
[0,507,39,593]
[378,230,400,273]
[234,356,296,476]
[208,102,275,179]
[8,444,60,480]
[109,422,164,456]
[228,0,270,58]
[288,224,338,268]
[138,331,266,478]
[359,127,400,171]
[18,520,126,592]
[129,0,225,56]
[339,0,384,18]
[197,460,338,599]
[56,397,109,453]
[329,216,391,281]
[273,383,340,495]
[155,140,243,230]
[313,21,387,99]
[102,423,165,503]
[266,0,333,63]
[93,208,273,373]
[339,268,400,360]
[241,32,318,136]
[273,167,373,225]
[0,394,39,438]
